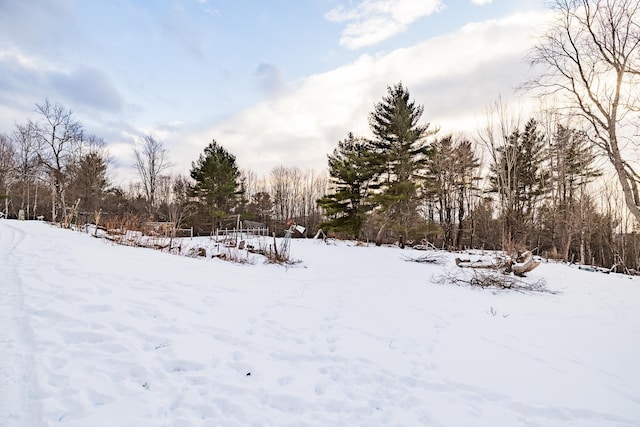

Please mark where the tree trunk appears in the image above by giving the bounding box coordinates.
[579,222,586,265]
[561,235,571,263]
[375,221,387,246]
[51,185,56,222]
[613,154,640,224]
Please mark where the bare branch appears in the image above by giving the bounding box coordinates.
[133,135,170,216]
[529,0,640,222]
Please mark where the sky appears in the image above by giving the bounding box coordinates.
[0,0,550,185]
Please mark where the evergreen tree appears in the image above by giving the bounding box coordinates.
[244,191,273,224]
[317,132,376,239]
[368,83,436,245]
[67,151,109,214]
[190,140,243,232]
[489,118,550,247]
[540,124,601,261]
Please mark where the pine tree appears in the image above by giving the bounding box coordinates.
[317,132,376,239]
[368,83,436,245]
[190,140,243,232]
[67,151,109,214]
[541,124,601,261]
[489,118,550,247]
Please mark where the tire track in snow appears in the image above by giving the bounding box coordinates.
[0,221,39,426]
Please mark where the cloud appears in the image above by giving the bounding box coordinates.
[0,48,67,117]
[326,0,443,49]
[49,66,124,112]
[0,47,122,112]
[254,63,285,98]
[178,11,550,177]
[471,0,493,5]
[0,46,129,167]
[0,48,48,104]
[0,0,79,54]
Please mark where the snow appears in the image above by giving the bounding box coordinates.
[1,219,639,427]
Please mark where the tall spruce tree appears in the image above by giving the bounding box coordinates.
[190,140,243,232]
[541,124,601,261]
[489,118,550,247]
[368,83,436,245]
[317,132,376,239]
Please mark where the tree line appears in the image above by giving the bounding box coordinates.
[318,0,640,271]
[317,83,634,271]
[0,0,638,271]
[0,86,636,270]
[0,106,327,238]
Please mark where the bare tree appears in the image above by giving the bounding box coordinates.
[12,121,40,216]
[33,100,84,222]
[302,170,328,234]
[269,166,303,221]
[0,133,16,217]
[529,0,640,222]
[240,168,259,203]
[425,135,481,248]
[167,174,194,234]
[264,166,328,233]
[133,135,170,217]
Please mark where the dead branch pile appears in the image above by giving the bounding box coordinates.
[438,269,555,294]
[402,252,446,264]
[455,250,540,277]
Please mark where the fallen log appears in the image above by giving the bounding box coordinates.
[512,251,541,277]
[456,250,540,277]
[455,257,511,270]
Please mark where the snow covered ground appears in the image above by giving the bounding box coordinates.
[1,219,639,427]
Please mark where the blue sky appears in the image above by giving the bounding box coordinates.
[0,0,549,184]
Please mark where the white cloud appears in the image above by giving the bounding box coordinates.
[471,0,494,5]
[181,11,551,177]
[325,0,443,49]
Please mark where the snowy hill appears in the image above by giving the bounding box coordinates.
[1,220,639,426]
